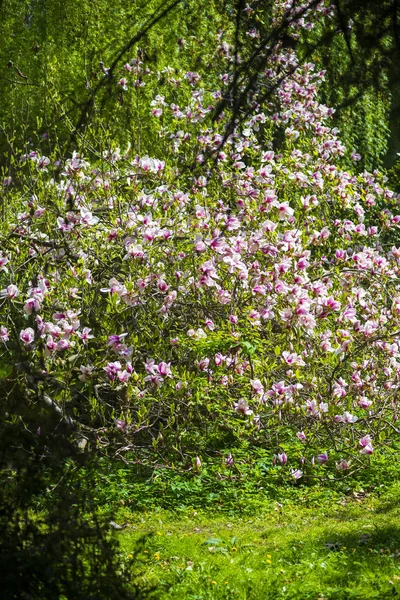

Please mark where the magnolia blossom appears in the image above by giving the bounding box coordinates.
[56,339,71,351]
[107,333,128,348]
[282,351,306,367]
[116,419,127,431]
[196,357,210,371]
[332,378,348,398]
[80,207,99,226]
[117,369,132,383]
[143,359,172,386]
[291,469,303,480]
[250,379,264,397]
[358,396,373,409]
[277,202,294,220]
[317,452,328,464]
[359,435,373,454]
[78,327,94,344]
[79,365,94,382]
[360,443,373,455]
[20,328,35,346]
[0,252,9,272]
[157,361,172,377]
[0,326,9,342]
[118,77,128,91]
[336,459,351,471]
[45,335,56,355]
[215,352,226,366]
[187,328,207,339]
[226,453,233,467]
[277,452,287,465]
[0,284,19,299]
[305,399,319,417]
[104,361,122,381]
[334,412,358,424]
[233,399,253,416]
[24,297,41,315]
[205,318,215,330]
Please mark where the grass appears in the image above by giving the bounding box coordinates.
[114,481,400,600]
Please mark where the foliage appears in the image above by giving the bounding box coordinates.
[0,0,227,159]
[1,0,399,173]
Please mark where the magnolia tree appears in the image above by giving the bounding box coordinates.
[1,0,400,481]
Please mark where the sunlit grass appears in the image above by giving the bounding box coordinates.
[116,482,400,599]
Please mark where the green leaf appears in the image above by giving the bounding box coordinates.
[203,538,222,545]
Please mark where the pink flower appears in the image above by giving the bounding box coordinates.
[359,435,372,448]
[195,240,207,252]
[323,296,341,312]
[226,453,233,467]
[214,352,225,366]
[143,374,164,387]
[332,378,347,398]
[305,399,319,417]
[196,357,210,371]
[296,431,306,442]
[335,249,347,260]
[78,327,94,344]
[358,396,372,409]
[0,284,19,299]
[0,326,9,342]
[79,365,94,382]
[360,442,373,455]
[24,297,41,315]
[334,411,358,424]
[157,361,172,377]
[251,379,264,396]
[336,459,351,471]
[107,333,128,348]
[144,358,156,374]
[104,361,122,381]
[0,253,9,272]
[234,399,253,416]
[282,351,306,367]
[317,452,328,464]
[291,469,303,480]
[205,318,215,330]
[20,327,35,346]
[277,452,287,465]
[45,335,56,355]
[157,279,169,292]
[116,419,127,431]
[117,370,131,383]
[118,77,128,91]
[277,202,294,220]
[56,339,70,351]
[80,207,99,226]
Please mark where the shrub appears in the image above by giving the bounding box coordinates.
[1,1,400,483]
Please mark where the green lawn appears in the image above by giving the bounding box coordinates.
[115,483,400,599]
